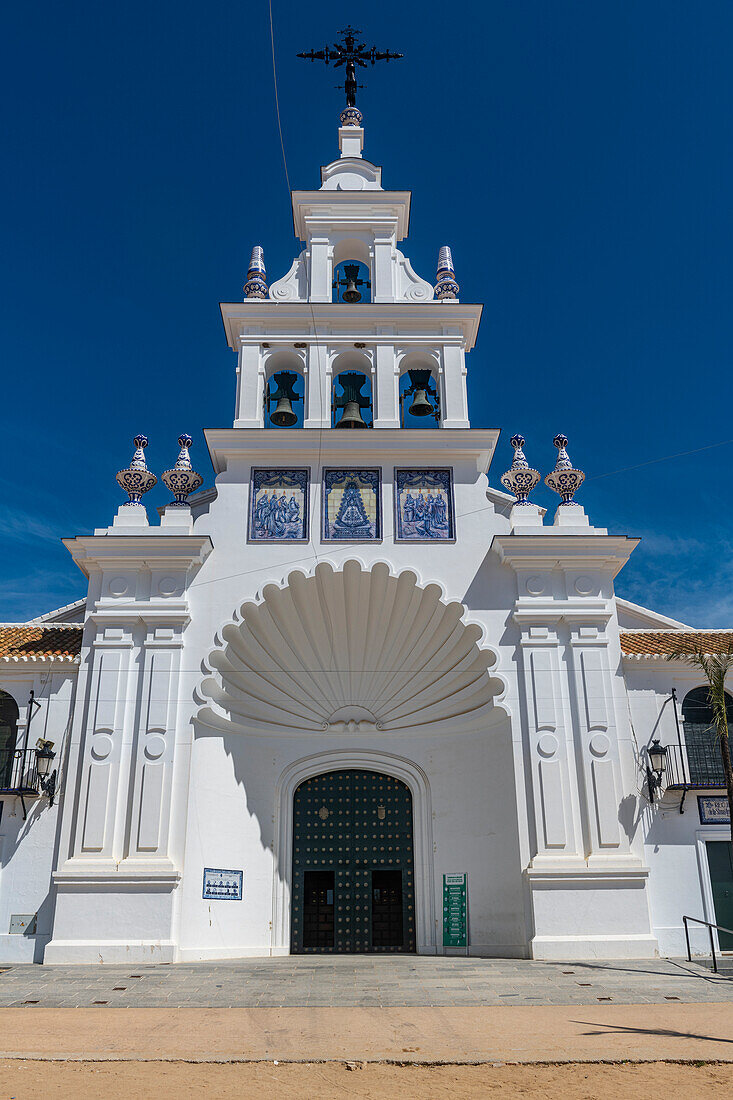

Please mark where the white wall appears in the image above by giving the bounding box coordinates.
[0,668,75,962]
[625,661,732,956]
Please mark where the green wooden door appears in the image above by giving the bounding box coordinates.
[291,770,416,954]
[706,841,733,950]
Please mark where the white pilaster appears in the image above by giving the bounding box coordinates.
[439,341,470,428]
[372,233,396,303]
[492,531,657,959]
[234,344,265,427]
[308,238,332,302]
[303,343,330,427]
[373,339,399,427]
[126,619,186,868]
[518,621,585,866]
[45,534,212,964]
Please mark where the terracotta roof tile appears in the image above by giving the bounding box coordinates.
[0,625,82,661]
[620,630,733,658]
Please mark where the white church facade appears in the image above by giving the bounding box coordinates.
[1,107,732,966]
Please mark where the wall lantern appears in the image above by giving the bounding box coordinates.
[646,739,667,802]
[35,739,57,806]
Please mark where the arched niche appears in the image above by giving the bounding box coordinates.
[263,349,305,429]
[332,260,372,304]
[399,353,441,428]
[331,350,373,429]
[332,238,372,304]
[332,237,371,269]
[0,690,19,789]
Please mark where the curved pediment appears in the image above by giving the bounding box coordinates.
[198,560,504,736]
[320,156,382,190]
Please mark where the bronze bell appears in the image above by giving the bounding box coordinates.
[405,368,437,420]
[342,263,363,304]
[270,394,297,427]
[338,400,367,428]
[269,371,300,427]
[409,388,433,416]
[334,371,369,429]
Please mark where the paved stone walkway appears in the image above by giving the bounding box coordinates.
[0,955,730,1008]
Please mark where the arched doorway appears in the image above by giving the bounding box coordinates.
[291,769,416,954]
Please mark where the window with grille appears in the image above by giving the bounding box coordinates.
[681,686,732,787]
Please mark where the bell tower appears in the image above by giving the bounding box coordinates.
[220,42,482,433]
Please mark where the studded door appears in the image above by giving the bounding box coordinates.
[291,770,416,953]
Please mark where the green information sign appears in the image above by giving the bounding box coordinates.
[442,872,467,948]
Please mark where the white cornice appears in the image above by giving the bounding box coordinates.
[62,535,214,577]
[219,303,484,352]
[204,427,500,476]
[615,597,691,630]
[291,189,411,240]
[27,598,86,624]
[491,533,639,577]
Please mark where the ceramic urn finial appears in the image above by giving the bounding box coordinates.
[115,435,157,505]
[500,434,540,505]
[544,434,585,506]
[243,246,268,299]
[434,246,459,300]
[162,434,204,507]
[340,105,363,127]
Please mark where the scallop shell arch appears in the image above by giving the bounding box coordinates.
[198,559,505,736]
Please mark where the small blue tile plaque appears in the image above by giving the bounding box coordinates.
[249,468,309,541]
[394,468,454,541]
[698,796,731,825]
[203,868,243,901]
[323,468,381,540]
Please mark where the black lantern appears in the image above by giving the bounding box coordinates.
[646,739,667,802]
[35,740,57,806]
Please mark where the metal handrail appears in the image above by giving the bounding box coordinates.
[683,914,733,974]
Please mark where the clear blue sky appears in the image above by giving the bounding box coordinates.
[3,1,732,625]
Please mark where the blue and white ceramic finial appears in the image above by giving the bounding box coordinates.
[500,434,540,505]
[243,246,268,299]
[115,435,157,505]
[340,105,363,127]
[544,434,585,505]
[162,434,204,507]
[434,246,459,300]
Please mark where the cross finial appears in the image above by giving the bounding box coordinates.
[298,26,403,121]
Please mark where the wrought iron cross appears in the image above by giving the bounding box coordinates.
[298,26,403,109]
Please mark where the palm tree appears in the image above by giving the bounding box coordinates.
[667,641,733,847]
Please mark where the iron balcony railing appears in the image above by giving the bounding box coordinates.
[0,747,41,795]
[664,742,726,790]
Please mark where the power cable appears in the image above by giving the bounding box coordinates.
[585,437,733,482]
[266,0,333,650]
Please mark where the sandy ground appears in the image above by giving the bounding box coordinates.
[0,1060,731,1098]
[1,1004,732,1063]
